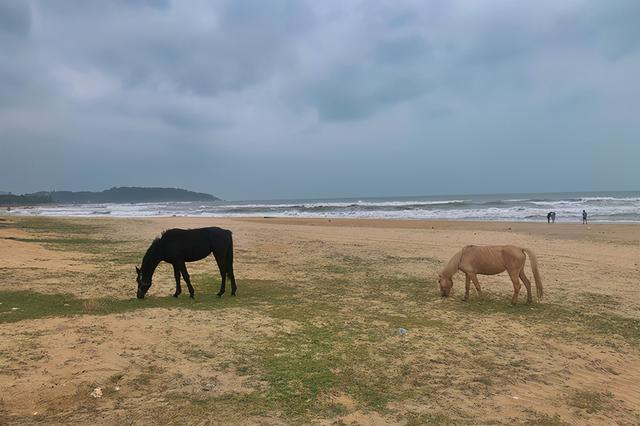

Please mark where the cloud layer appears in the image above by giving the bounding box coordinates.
[1,0,639,199]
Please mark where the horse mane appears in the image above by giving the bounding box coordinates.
[441,249,463,278]
[149,236,162,249]
[149,229,169,247]
[142,236,163,265]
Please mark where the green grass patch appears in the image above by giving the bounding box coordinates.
[3,236,125,254]
[8,217,107,235]
[260,324,338,417]
[0,279,287,324]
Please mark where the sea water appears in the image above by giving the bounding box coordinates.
[6,191,639,223]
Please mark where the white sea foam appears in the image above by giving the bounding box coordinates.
[5,193,639,222]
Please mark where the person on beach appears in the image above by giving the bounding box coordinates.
[547,211,556,223]
[582,210,588,224]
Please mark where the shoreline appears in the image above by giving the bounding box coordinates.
[3,215,639,246]
[3,211,640,224]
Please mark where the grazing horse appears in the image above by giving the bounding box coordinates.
[438,245,542,304]
[135,227,236,299]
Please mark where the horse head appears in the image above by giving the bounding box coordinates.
[136,266,152,299]
[438,273,453,297]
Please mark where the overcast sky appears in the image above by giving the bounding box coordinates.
[1,0,638,200]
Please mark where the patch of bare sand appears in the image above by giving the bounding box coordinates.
[0,228,95,274]
[319,411,400,426]
[379,319,640,425]
[490,340,640,425]
[0,307,298,424]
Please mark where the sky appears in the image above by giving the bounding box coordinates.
[1,0,639,200]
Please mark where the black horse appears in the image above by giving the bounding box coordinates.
[135,227,236,299]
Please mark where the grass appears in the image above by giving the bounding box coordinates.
[0,278,285,324]
[3,236,124,253]
[5,216,106,235]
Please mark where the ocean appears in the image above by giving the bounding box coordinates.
[5,191,639,223]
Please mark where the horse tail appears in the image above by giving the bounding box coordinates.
[225,231,234,275]
[523,248,543,300]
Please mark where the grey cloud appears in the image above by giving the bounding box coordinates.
[302,63,430,121]
[0,0,30,37]
[0,0,638,197]
[578,0,640,58]
[33,0,315,97]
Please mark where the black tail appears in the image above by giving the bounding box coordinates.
[225,231,237,295]
[225,232,234,273]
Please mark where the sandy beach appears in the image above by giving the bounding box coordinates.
[1,215,639,424]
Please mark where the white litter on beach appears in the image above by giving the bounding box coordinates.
[91,388,103,398]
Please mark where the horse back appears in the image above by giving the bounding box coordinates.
[159,227,232,261]
[460,245,524,275]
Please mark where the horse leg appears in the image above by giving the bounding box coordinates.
[180,264,195,299]
[470,274,483,298]
[463,273,471,301]
[214,253,226,297]
[508,270,522,304]
[519,269,533,304]
[172,264,182,298]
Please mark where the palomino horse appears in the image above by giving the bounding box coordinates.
[438,245,542,304]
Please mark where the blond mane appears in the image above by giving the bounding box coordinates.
[441,249,463,278]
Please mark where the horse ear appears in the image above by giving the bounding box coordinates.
[135,266,140,274]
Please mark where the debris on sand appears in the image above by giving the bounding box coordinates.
[398,328,408,335]
[90,388,103,398]
[202,383,216,391]
[11,307,19,311]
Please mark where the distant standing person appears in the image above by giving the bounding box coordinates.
[546,211,556,223]
[582,210,588,224]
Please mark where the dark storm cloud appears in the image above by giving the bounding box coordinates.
[0,0,638,198]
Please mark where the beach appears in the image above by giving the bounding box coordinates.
[1,215,639,424]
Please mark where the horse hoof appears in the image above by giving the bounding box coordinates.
[190,294,195,299]
[173,294,179,298]
[231,292,236,297]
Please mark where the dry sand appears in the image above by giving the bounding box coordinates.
[0,216,639,424]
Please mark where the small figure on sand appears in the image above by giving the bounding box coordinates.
[547,211,556,223]
[582,210,588,224]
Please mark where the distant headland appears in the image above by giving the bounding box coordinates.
[0,187,220,206]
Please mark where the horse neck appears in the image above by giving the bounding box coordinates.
[442,250,462,278]
[141,242,162,281]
